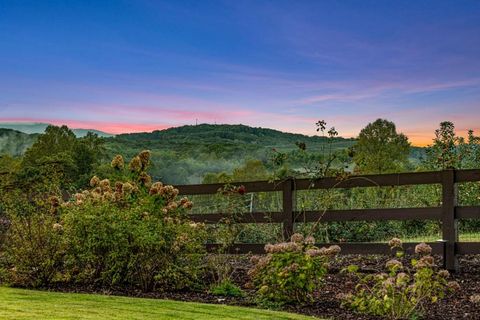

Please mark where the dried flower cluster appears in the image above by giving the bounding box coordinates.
[111,155,124,170]
[264,241,302,253]
[248,233,340,304]
[261,234,341,256]
[306,245,341,257]
[470,294,480,305]
[342,238,460,319]
[415,242,433,255]
[385,259,403,270]
[138,150,151,170]
[388,237,402,249]
[129,156,142,173]
[126,150,151,173]
[139,172,152,187]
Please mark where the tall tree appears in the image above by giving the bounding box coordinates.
[21,125,105,189]
[352,119,410,174]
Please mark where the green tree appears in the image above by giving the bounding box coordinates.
[21,125,105,189]
[232,160,268,181]
[424,121,480,170]
[352,119,410,174]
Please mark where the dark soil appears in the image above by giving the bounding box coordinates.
[43,255,480,320]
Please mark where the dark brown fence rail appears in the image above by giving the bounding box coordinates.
[176,169,480,271]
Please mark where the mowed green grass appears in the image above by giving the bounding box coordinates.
[0,287,316,320]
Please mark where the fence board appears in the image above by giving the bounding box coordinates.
[455,169,480,183]
[189,212,284,223]
[294,171,442,190]
[456,242,480,255]
[294,207,442,222]
[456,206,480,219]
[176,171,446,195]
[205,242,444,255]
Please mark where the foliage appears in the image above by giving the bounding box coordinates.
[424,121,480,170]
[0,152,66,289]
[2,197,64,287]
[352,119,410,174]
[342,239,459,319]
[1,152,207,292]
[21,125,105,190]
[61,152,206,291]
[248,234,339,305]
[210,279,244,297]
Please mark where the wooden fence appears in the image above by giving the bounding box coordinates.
[176,169,480,271]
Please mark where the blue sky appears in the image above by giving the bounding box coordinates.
[1,0,479,144]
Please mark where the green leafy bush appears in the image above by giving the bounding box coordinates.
[210,279,244,297]
[61,152,207,291]
[341,239,459,319]
[247,233,339,305]
[2,196,65,287]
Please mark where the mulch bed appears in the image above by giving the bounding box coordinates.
[44,255,480,319]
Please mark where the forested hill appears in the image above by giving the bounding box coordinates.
[112,124,355,155]
[0,129,38,157]
[105,124,356,184]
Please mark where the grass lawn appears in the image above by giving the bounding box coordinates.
[0,287,316,320]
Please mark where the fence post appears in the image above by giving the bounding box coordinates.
[441,169,458,272]
[282,178,294,240]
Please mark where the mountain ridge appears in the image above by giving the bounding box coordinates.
[0,122,114,138]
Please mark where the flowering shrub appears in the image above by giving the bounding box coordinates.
[60,152,206,291]
[247,233,340,305]
[341,239,459,319]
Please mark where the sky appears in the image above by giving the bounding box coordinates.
[1,0,479,145]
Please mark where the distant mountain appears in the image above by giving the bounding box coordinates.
[0,122,114,138]
[71,128,115,138]
[0,129,38,156]
[107,124,357,183]
[113,123,355,151]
